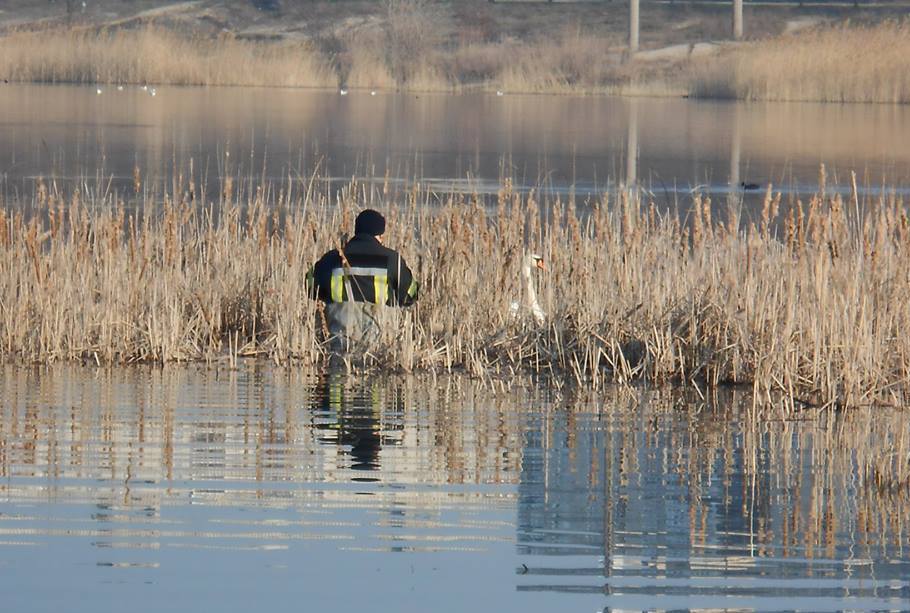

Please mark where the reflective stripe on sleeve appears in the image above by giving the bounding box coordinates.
[330,273,345,302]
[373,275,389,305]
[407,279,418,298]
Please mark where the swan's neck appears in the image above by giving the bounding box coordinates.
[523,264,539,305]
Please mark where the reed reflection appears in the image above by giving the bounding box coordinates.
[2,364,909,609]
[516,388,910,606]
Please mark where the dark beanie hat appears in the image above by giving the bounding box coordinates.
[355,209,386,236]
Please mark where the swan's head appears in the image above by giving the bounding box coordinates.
[520,253,545,281]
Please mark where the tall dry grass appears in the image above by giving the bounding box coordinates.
[342,34,397,90]
[0,22,632,93]
[382,0,447,89]
[691,21,910,103]
[2,167,910,410]
[0,26,336,88]
[3,19,910,100]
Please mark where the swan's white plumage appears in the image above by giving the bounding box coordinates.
[510,253,546,325]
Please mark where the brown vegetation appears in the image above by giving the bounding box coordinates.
[690,21,910,103]
[2,10,910,102]
[2,166,910,410]
[0,25,336,87]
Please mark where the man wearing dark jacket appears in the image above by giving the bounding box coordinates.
[308,209,418,347]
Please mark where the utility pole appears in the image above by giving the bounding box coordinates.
[629,0,640,53]
[733,0,743,40]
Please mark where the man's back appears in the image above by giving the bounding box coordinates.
[308,209,418,350]
[310,233,418,307]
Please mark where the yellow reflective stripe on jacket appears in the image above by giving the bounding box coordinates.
[373,275,389,305]
[330,273,345,303]
[407,278,418,298]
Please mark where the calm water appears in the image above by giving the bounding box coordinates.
[2,84,910,202]
[1,364,908,612]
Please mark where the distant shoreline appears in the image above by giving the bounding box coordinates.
[0,16,908,103]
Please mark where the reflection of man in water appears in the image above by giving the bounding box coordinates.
[315,374,382,479]
[340,409,381,475]
[307,209,418,350]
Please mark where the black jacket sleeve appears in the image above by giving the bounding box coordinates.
[307,249,340,302]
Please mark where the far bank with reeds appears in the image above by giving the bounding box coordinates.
[690,20,910,103]
[2,15,910,102]
[2,167,910,411]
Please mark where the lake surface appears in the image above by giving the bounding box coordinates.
[1,363,908,612]
[2,84,910,204]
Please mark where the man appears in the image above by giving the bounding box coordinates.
[308,209,418,348]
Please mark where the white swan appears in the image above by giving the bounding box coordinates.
[509,253,546,325]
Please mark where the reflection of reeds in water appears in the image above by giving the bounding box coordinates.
[680,397,909,558]
[2,168,910,409]
[519,386,910,581]
[2,365,907,569]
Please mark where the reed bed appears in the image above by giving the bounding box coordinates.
[691,21,910,103]
[452,31,623,95]
[0,26,336,88]
[1,168,910,410]
[4,18,910,100]
[0,22,632,94]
